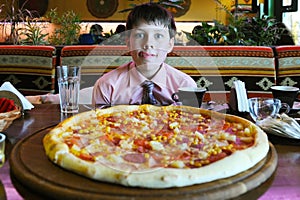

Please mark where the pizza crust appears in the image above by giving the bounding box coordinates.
[43,105,269,188]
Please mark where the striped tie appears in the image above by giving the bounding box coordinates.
[141,80,157,105]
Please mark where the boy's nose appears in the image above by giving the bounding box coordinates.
[143,35,155,49]
[143,44,154,49]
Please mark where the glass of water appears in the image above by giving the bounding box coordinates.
[248,97,290,124]
[57,66,81,113]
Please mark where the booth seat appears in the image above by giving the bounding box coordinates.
[0,45,56,95]
[167,46,276,102]
[274,45,300,87]
[60,45,131,89]
[60,45,276,103]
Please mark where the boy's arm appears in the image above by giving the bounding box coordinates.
[92,80,111,107]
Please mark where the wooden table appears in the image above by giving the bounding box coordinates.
[0,104,299,200]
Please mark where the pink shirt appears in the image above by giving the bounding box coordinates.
[92,61,197,106]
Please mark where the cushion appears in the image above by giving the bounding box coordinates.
[274,46,300,87]
[0,45,56,95]
[167,46,276,102]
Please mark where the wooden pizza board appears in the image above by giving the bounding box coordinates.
[9,126,278,200]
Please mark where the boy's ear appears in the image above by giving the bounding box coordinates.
[167,37,175,53]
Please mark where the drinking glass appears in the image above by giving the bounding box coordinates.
[57,66,81,113]
[248,97,290,124]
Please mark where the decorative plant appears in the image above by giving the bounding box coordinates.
[184,0,288,46]
[0,0,39,44]
[18,17,49,45]
[237,16,285,46]
[184,21,223,45]
[46,8,81,45]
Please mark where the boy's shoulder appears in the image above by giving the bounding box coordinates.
[163,63,196,86]
[163,63,191,77]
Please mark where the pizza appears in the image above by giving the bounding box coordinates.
[43,105,269,188]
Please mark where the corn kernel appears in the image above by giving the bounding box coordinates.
[169,138,176,145]
[162,136,168,141]
[157,135,162,142]
[120,135,125,140]
[244,127,250,135]
[202,160,210,165]
[194,162,202,167]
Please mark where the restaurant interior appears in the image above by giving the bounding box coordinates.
[0,0,300,199]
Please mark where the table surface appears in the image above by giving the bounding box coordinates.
[0,104,300,200]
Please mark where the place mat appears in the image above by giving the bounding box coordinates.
[10,127,277,200]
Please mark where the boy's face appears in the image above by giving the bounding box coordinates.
[127,21,174,68]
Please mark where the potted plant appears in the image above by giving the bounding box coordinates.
[0,0,39,44]
[184,0,288,46]
[18,17,49,45]
[45,8,81,45]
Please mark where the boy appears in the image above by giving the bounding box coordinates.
[92,3,197,106]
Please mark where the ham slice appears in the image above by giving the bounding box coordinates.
[123,153,146,163]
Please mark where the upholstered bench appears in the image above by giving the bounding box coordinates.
[60,45,131,89]
[60,45,276,103]
[274,46,300,87]
[168,46,276,102]
[0,45,56,95]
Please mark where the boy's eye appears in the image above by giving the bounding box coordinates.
[134,33,144,39]
[154,33,164,39]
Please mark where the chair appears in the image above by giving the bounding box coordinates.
[274,46,300,87]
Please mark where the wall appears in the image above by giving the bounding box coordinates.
[46,0,231,37]
[46,0,229,23]
[0,0,233,42]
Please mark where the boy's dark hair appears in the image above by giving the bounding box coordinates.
[126,3,177,38]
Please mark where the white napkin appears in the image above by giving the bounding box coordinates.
[258,113,300,139]
[0,82,34,110]
[233,80,249,112]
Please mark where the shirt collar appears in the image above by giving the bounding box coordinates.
[128,62,167,88]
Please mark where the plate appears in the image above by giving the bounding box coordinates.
[86,0,118,18]
[10,127,277,200]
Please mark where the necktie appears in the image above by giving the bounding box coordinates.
[141,80,157,105]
